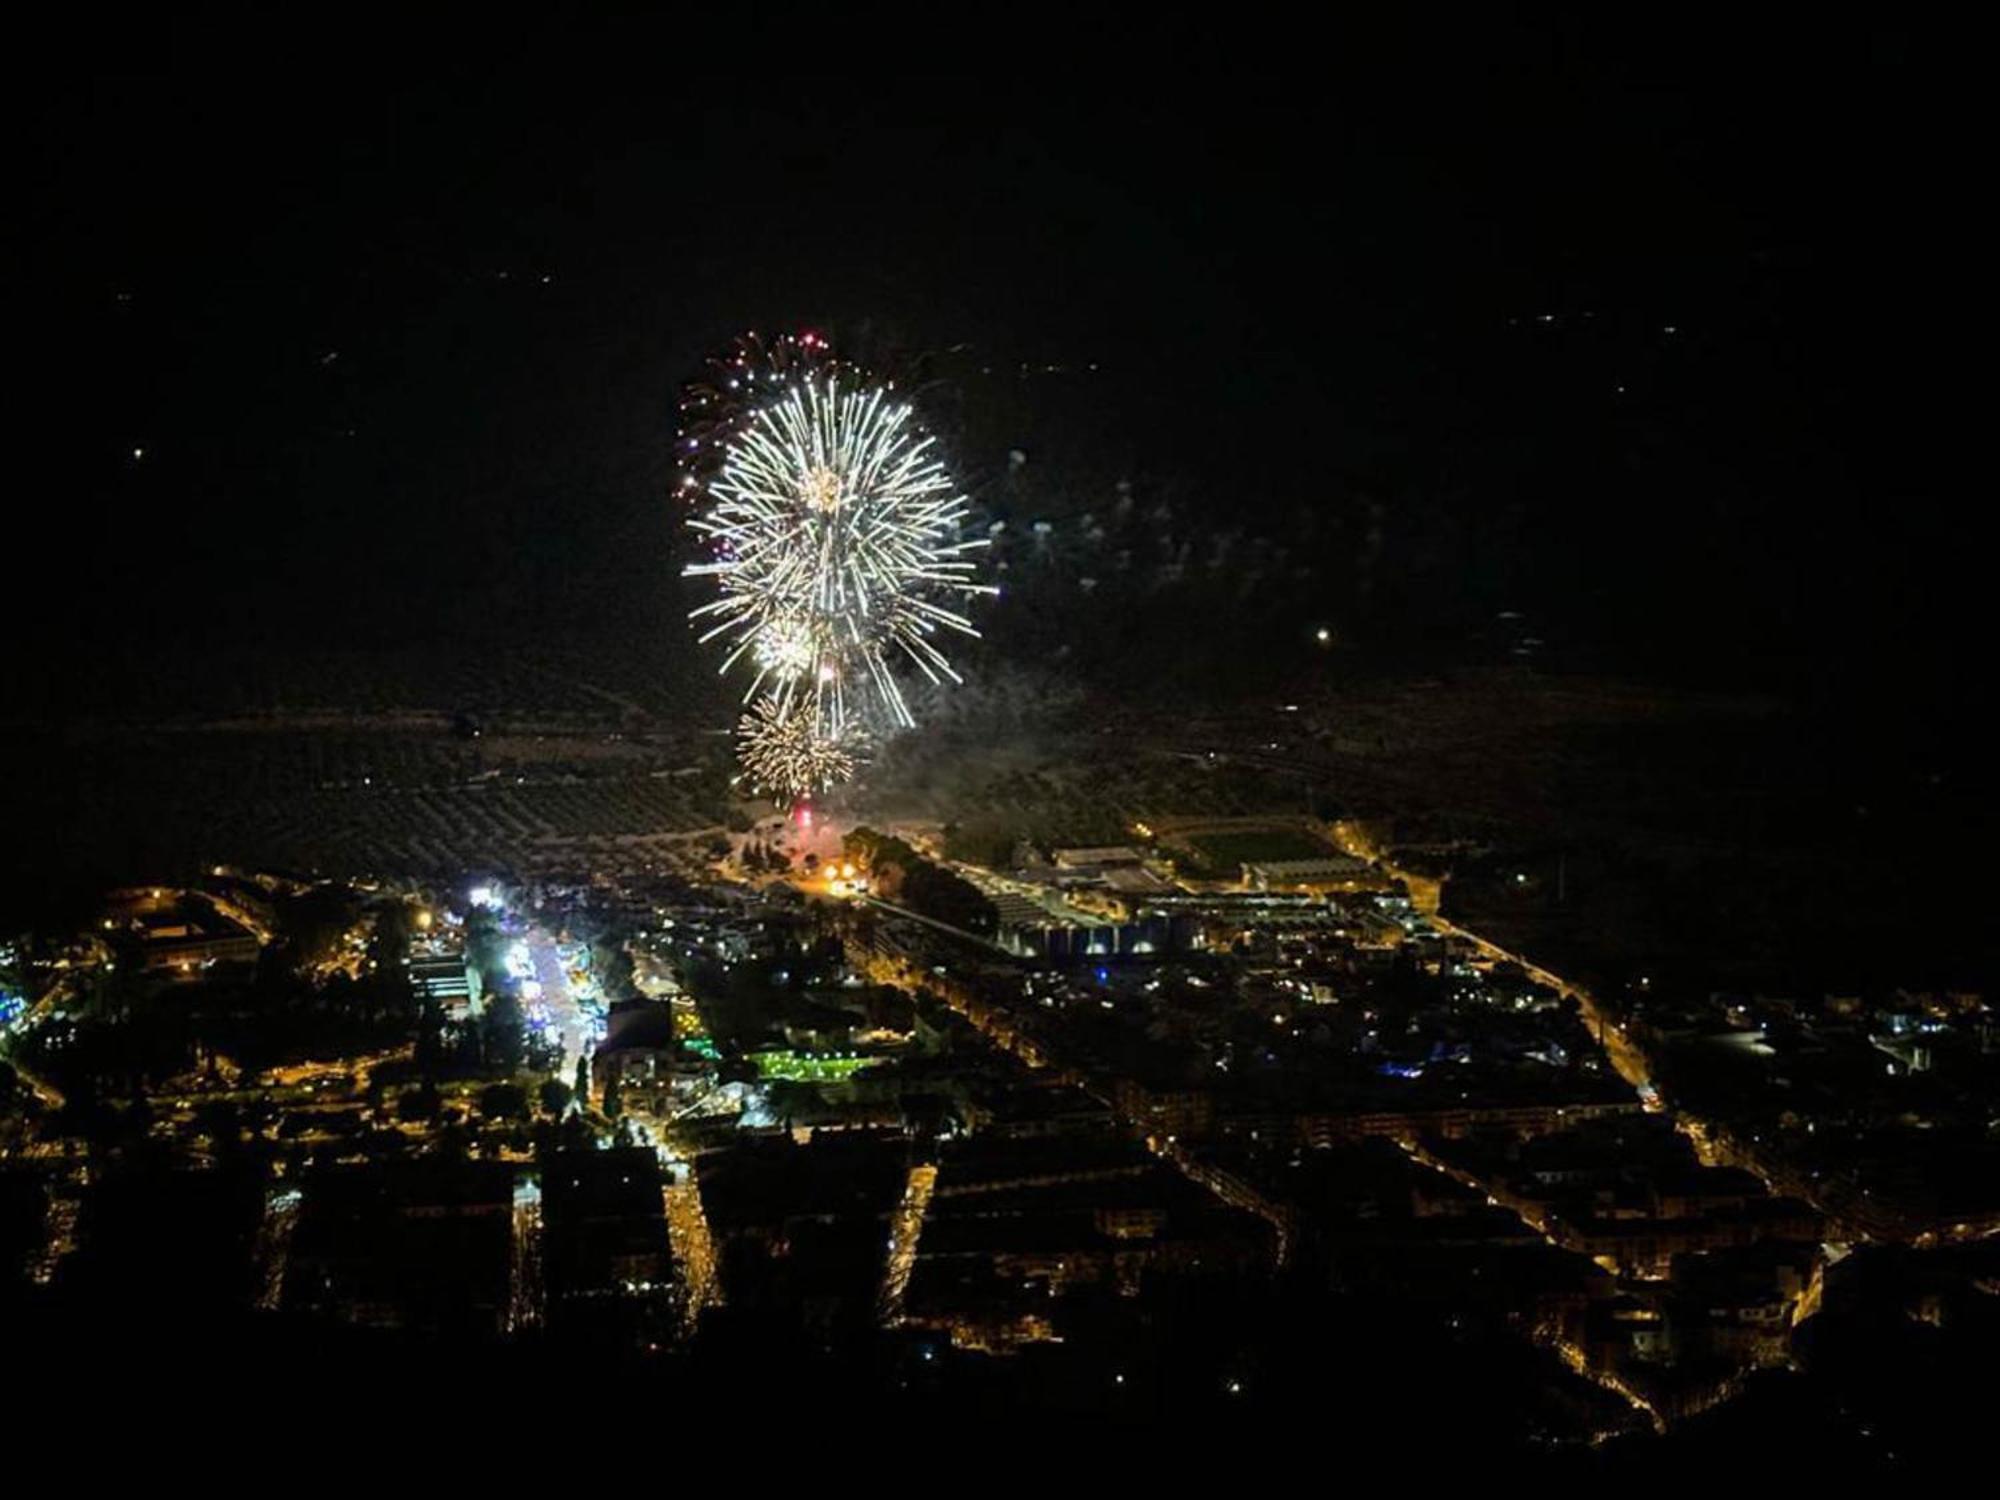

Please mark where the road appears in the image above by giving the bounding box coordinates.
[855,894,1011,956]
[1319,829,1923,1244]
[1325,823,1967,1244]
[1426,909,1658,1101]
[2,973,73,1110]
[526,930,599,1081]
[1326,823,1660,1101]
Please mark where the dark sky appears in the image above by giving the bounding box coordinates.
[14,9,1977,716]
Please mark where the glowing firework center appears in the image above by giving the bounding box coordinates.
[685,373,992,800]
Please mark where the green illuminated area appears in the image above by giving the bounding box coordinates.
[750,1050,880,1082]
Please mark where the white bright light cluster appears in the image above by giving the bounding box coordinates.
[685,375,991,799]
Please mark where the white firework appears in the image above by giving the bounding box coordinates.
[686,376,992,741]
[751,615,818,681]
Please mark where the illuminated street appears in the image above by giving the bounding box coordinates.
[524,929,602,1081]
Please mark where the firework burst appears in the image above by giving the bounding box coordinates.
[735,694,857,802]
[684,355,992,801]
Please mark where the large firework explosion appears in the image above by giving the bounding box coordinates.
[681,336,991,800]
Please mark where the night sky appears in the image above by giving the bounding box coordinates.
[16,11,1975,719]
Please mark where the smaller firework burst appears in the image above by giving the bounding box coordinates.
[736,694,855,802]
